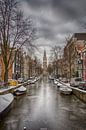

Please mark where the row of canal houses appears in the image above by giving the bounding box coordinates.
[58,33,86,81]
[0,47,42,81]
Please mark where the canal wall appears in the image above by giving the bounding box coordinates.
[71,87,86,103]
[0,81,28,95]
[59,81,86,103]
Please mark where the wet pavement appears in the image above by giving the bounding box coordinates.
[0,77,86,130]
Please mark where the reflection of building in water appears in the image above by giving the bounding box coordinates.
[43,50,47,75]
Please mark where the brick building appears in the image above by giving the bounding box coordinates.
[63,33,86,79]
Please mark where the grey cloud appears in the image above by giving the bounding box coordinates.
[25,0,86,21]
[21,0,86,60]
[52,0,86,20]
[25,0,52,8]
[38,26,56,40]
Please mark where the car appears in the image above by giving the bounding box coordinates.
[62,78,68,83]
[70,77,82,87]
[78,81,86,90]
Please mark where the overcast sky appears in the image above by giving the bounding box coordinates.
[21,0,86,62]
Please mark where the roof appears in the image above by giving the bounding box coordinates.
[73,33,86,40]
[65,33,86,48]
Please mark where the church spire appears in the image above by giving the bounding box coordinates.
[43,50,47,60]
[43,50,47,75]
[44,50,46,57]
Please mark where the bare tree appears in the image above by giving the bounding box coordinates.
[51,46,61,60]
[0,0,36,83]
[50,46,62,77]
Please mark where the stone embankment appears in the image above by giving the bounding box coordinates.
[60,80,86,103]
[71,87,86,103]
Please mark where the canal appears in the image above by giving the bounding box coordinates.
[0,77,86,130]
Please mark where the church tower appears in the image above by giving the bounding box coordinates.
[43,50,47,75]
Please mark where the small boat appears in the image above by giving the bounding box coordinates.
[27,79,32,84]
[0,93,14,119]
[13,86,27,96]
[35,77,40,81]
[54,79,58,85]
[59,87,72,95]
[30,79,37,84]
[28,77,40,84]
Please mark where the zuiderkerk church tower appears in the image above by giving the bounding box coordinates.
[43,50,47,75]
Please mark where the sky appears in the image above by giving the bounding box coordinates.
[20,0,86,62]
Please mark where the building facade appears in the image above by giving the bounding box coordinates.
[63,33,86,79]
[23,54,30,80]
[12,48,24,79]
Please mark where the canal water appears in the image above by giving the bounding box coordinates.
[0,77,86,130]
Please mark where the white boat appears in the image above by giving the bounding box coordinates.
[31,79,37,84]
[28,77,40,84]
[28,79,32,84]
[54,79,58,85]
[14,86,27,96]
[35,77,40,81]
[59,87,72,95]
[0,93,14,119]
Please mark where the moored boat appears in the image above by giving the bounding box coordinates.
[54,79,58,85]
[59,87,72,95]
[13,86,27,96]
[0,93,14,119]
[30,79,37,84]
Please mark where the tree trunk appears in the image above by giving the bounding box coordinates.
[4,65,8,87]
